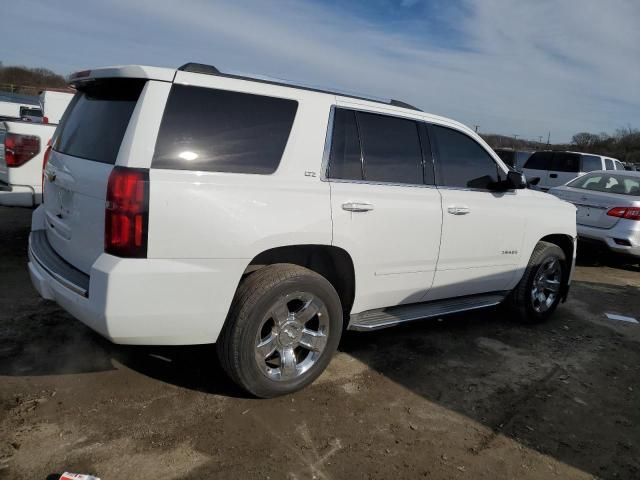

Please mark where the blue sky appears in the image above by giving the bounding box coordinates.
[1,0,639,142]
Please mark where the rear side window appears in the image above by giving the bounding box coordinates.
[357,112,423,184]
[580,155,602,172]
[551,152,580,172]
[328,109,362,180]
[431,125,499,189]
[327,108,427,185]
[153,85,298,174]
[604,158,614,170]
[524,151,552,170]
[54,79,145,164]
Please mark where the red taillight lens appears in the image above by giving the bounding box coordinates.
[42,139,52,192]
[4,133,40,167]
[43,116,49,124]
[105,167,149,257]
[607,207,640,221]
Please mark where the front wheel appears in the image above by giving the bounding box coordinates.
[217,264,343,398]
[507,241,566,323]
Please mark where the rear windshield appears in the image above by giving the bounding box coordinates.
[568,173,640,196]
[20,107,42,118]
[53,79,146,164]
[152,85,298,174]
[580,155,601,172]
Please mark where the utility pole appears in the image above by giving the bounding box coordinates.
[547,131,551,145]
[474,125,479,133]
[538,136,543,144]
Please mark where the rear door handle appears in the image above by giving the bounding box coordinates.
[447,205,470,215]
[342,202,374,212]
[550,173,558,178]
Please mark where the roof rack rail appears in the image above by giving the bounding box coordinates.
[176,62,422,112]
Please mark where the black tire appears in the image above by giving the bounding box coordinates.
[217,263,343,398]
[507,241,566,323]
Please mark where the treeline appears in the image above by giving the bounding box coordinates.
[0,63,67,95]
[482,128,640,164]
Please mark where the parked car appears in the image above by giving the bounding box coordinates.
[28,63,577,397]
[493,148,533,172]
[523,151,624,191]
[0,89,73,207]
[549,171,640,258]
[0,98,42,121]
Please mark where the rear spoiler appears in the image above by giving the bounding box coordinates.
[68,65,175,86]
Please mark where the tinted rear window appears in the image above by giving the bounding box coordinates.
[328,109,362,180]
[357,111,423,184]
[551,152,580,172]
[54,79,145,164]
[568,173,640,196]
[20,107,42,118]
[153,85,298,174]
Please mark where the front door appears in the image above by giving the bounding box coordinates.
[426,124,526,301]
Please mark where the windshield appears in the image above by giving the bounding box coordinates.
[568,172,640,196]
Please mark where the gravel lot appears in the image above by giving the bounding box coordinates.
[1,206,639,480]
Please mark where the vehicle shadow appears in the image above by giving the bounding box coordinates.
[576,240,640,272]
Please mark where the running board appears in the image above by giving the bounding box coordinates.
[347,292,508,332]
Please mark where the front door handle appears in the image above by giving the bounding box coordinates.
[447,205,470,215]
[342,202,374,212]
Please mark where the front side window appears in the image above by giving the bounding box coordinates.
[580,154,602,172]
[153,85,298,174]
[605,158,614,170]
[431,125,499,189]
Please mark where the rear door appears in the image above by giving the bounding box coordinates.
[328,106,442,312]
[43,78,147,274]
[548,152,580,187]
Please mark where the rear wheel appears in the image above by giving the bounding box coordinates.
[507,241,566,323]
[217,264,343,398]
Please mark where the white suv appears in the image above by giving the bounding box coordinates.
[28,64,577,397]
[523,150,625,191]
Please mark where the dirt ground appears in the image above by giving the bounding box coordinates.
[1,206,639,480]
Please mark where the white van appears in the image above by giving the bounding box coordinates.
[523,151,624,191]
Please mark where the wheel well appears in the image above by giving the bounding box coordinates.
[540,234,574,301]
[246,245,356,315]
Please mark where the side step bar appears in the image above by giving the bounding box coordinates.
[347,292,508,331]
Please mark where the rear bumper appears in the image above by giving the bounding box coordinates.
[28,229,248,345]
[0,182,39,207]
[577,222,640,257]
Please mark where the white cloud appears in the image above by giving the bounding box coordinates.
[2,0,638,141]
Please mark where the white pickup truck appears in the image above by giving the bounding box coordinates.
[0,90,73,207]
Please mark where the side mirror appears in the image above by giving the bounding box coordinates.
[507,170,526,189]
[527,176,541,187]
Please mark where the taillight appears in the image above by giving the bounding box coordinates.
[4,133,40,167]
[607,207,640,221]
[42,139,52,192]
[105,167,149,258]
[43,116,49,124]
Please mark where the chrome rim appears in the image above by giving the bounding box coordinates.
[254,291,330,381]
[531,256,562,313]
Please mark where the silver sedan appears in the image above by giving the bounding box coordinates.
[549,170,640,258]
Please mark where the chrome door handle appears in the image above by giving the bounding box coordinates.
[342,202,374,212]
[447,205,470,215]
